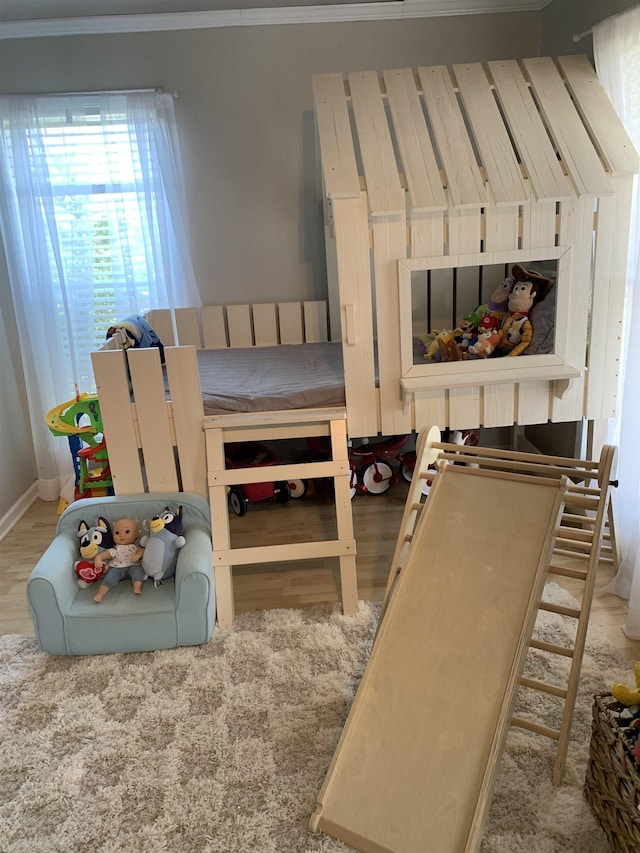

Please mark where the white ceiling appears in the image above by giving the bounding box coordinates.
[0,0,553,36]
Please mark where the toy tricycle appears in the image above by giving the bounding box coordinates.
[225,441,291,516]
[306,433,412,497]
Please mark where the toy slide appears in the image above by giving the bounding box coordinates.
[310,462,566,853]
[45,392,104,443]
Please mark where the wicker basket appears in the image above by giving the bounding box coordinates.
[584,693,640,852]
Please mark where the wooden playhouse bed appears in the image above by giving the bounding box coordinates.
[91,55,635,626]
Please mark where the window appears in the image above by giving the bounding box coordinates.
[0,91,200,492]
[398,246,578,395]
[0,92,199,394]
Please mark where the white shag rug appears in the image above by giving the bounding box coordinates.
[0,583,630,853]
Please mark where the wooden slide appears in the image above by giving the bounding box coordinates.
[310,456,566,853]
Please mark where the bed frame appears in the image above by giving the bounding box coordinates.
[92,299,335,498]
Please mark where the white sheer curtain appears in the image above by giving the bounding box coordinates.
[594,6,640,638]
[0,91,200,500]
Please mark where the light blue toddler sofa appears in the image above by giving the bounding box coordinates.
[27,492,215,655]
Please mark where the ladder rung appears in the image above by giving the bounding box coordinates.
[552,547,590,561]
[554,536,592,552]
[529,638,574,658]
[566,484,600,496]
[564,496,599,510]
[557,527,594,543]
[539,601,581,619]
[519,676,567,699]
[511,716,560,740]
[562,512,595,526]
[547,563,587,581]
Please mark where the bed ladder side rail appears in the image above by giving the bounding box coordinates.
[381,425,438,612]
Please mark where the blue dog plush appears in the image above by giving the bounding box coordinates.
[74,517,115,589]
[140,506,186,587]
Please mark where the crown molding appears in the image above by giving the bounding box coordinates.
[0,0,552,39]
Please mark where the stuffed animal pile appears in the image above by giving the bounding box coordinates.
[421,264,553,363]
[73,506,185,596]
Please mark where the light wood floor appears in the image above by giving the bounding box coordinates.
[2,481,640,666]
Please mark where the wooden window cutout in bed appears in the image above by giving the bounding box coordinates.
[398,246,580,398]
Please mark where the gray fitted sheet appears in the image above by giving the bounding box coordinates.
[195,342,346,415]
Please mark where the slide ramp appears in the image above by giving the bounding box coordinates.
[310,462,565,853]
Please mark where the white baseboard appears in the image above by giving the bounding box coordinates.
[0,483,39,544]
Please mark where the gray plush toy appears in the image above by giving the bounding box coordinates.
[140,506,186,587]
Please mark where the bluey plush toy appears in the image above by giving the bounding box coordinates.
[74,517,115,589]
[105,314,165,363]
[140,507,186,587]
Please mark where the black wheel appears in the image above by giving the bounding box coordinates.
[288,479,308,499]
[228,487,248,516]
[274,480,291,503]
[360,460,393,495]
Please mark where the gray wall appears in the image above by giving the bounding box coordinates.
[0,3,606,518]
[541,0,632,58]
[0,249,35,514]
[0,14,540,306]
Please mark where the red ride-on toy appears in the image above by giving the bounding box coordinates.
[225,442,291,516]
[350,434,410,495]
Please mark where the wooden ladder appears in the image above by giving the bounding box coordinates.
[203,407,358,628]
[383,425,619,785]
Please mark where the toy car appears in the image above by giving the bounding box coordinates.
[225,441,291,516]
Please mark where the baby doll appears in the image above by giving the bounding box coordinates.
[93,518,145,603]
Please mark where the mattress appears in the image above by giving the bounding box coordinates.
[195,342,346,415]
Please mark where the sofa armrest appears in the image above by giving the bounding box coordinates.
[27,533,79,655]
[174,525,215,645]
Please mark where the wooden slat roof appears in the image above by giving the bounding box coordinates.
[313,56,638,219]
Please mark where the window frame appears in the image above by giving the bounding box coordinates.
[398,245,580,393]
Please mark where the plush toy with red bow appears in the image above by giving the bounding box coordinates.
[74,517,114,588]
